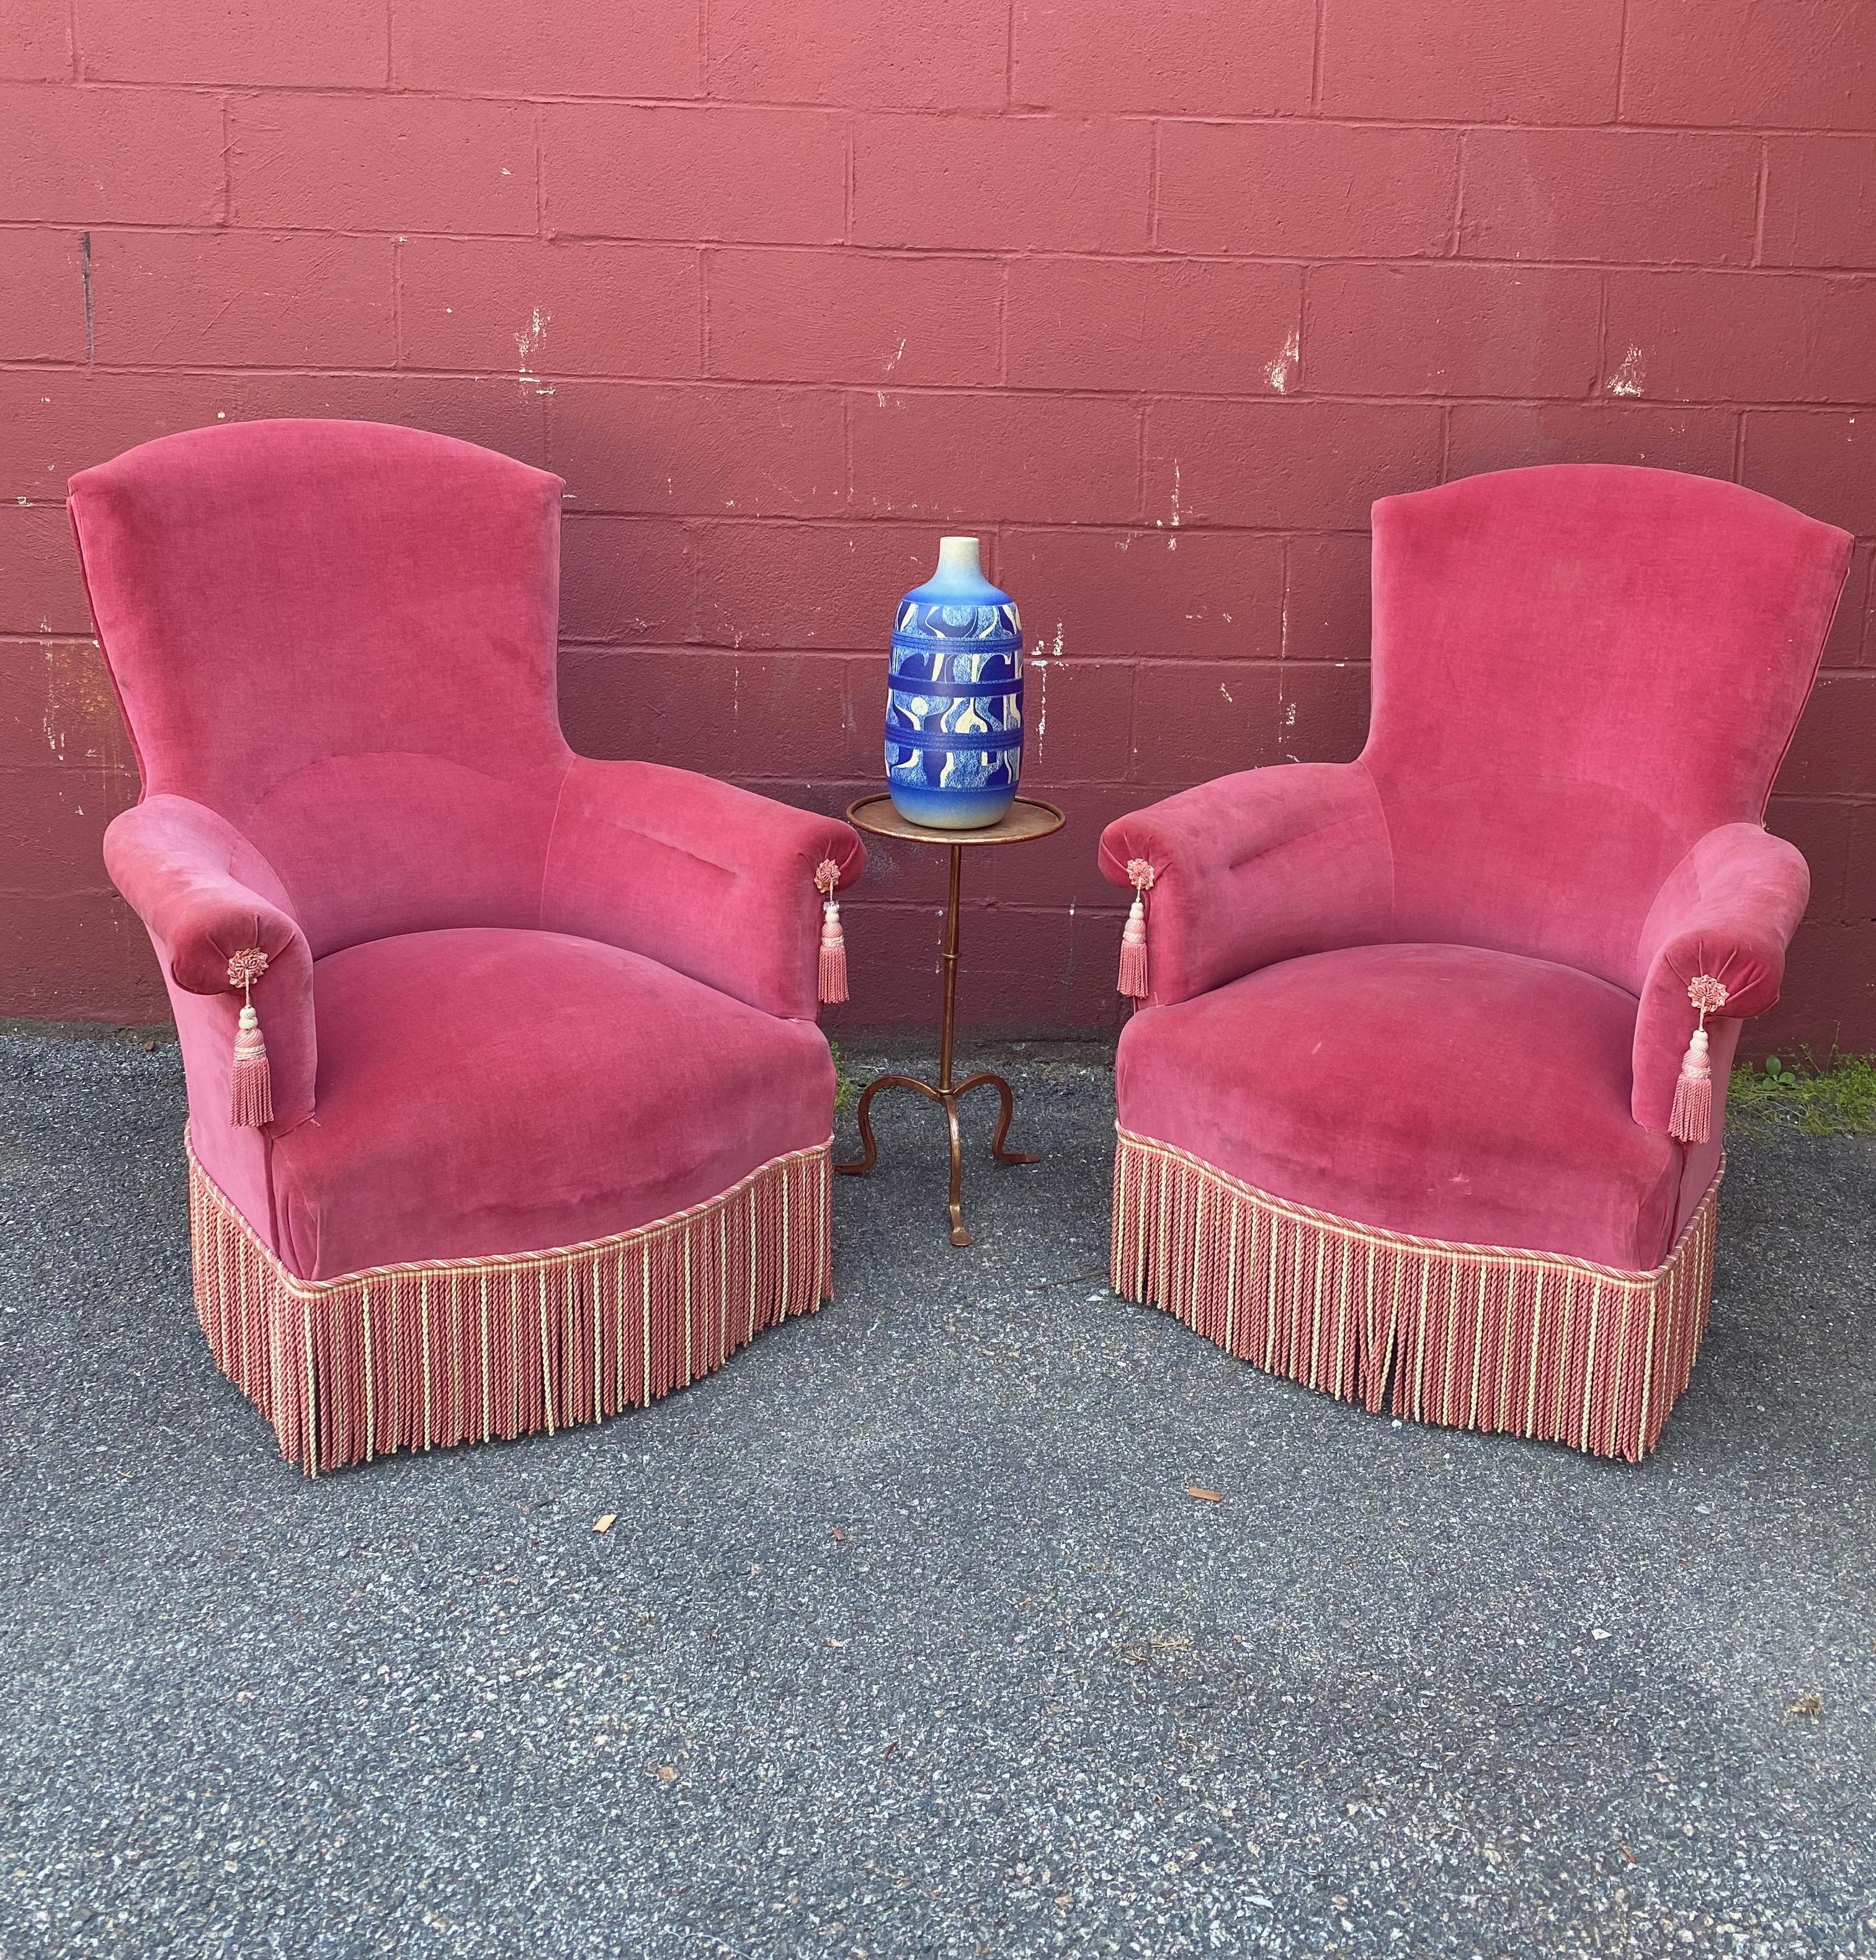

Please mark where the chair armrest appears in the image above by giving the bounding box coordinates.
[1098,762,1395,1005]
[541,759,867,1019]
[103,795,316,1128]
[1631,823,1810,1133]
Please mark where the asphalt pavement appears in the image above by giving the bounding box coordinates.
[1,1027,1872,1959]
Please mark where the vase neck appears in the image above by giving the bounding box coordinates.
[935,535,981,581]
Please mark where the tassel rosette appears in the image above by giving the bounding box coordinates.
[815,858,849,1005]
[227,946,274,1128]
[1669,973,1729,1145]
[1118,858,1155,1000]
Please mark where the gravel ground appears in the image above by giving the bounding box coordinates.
[1,1026,1872,1960]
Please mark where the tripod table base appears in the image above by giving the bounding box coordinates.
[836,1069,1037,1248]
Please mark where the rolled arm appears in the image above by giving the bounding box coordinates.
[1632,822,1809,1132]
[541,759,867,1019]
[102,795,316,1128]
[1099,762,1396,1005]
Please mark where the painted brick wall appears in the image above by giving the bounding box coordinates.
[3,0,1874,1051]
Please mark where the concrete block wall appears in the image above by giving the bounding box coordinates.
[3,0,1872,1048]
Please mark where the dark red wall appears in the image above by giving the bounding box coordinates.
[4,0,1874,1051]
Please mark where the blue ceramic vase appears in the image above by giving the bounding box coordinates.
[885,536,1022,830]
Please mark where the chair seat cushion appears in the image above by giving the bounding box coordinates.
[269,927,834,1281]
[1116,943,1686,1271]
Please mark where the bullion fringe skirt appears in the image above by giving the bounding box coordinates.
[187,1129,834,1474]
[1110,1126,1719,1462]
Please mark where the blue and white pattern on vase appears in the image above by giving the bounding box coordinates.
[885,537,1023,830]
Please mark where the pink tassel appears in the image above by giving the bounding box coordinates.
[227,947,274,1128]
[1668,1030,1711,1144]
[1118,858,1155,999]
[1669,974,1729,1146]
[815,858,848,1005]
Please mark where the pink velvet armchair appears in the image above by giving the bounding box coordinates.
[71,419,864,1473]
[1101,465,1850,1461]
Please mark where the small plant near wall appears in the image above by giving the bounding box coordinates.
[1762,1053,1802,1090]
[1728,1051,1876,1138]
[830,1039,859,1116]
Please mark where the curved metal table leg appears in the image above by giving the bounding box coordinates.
[942,1097,970,1247]
[953,1069,1040,1165]
[836,1072,941,1177]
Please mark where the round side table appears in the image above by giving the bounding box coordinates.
[837,793,1066,1247]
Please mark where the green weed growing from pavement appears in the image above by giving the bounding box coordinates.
[1728,1049,1876,1138]
[830,1039,859,1116]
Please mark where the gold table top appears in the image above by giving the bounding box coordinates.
[842,793,1066,849]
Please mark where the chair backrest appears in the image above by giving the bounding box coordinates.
[1365,465,1851,991]
[70,419,568,956]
